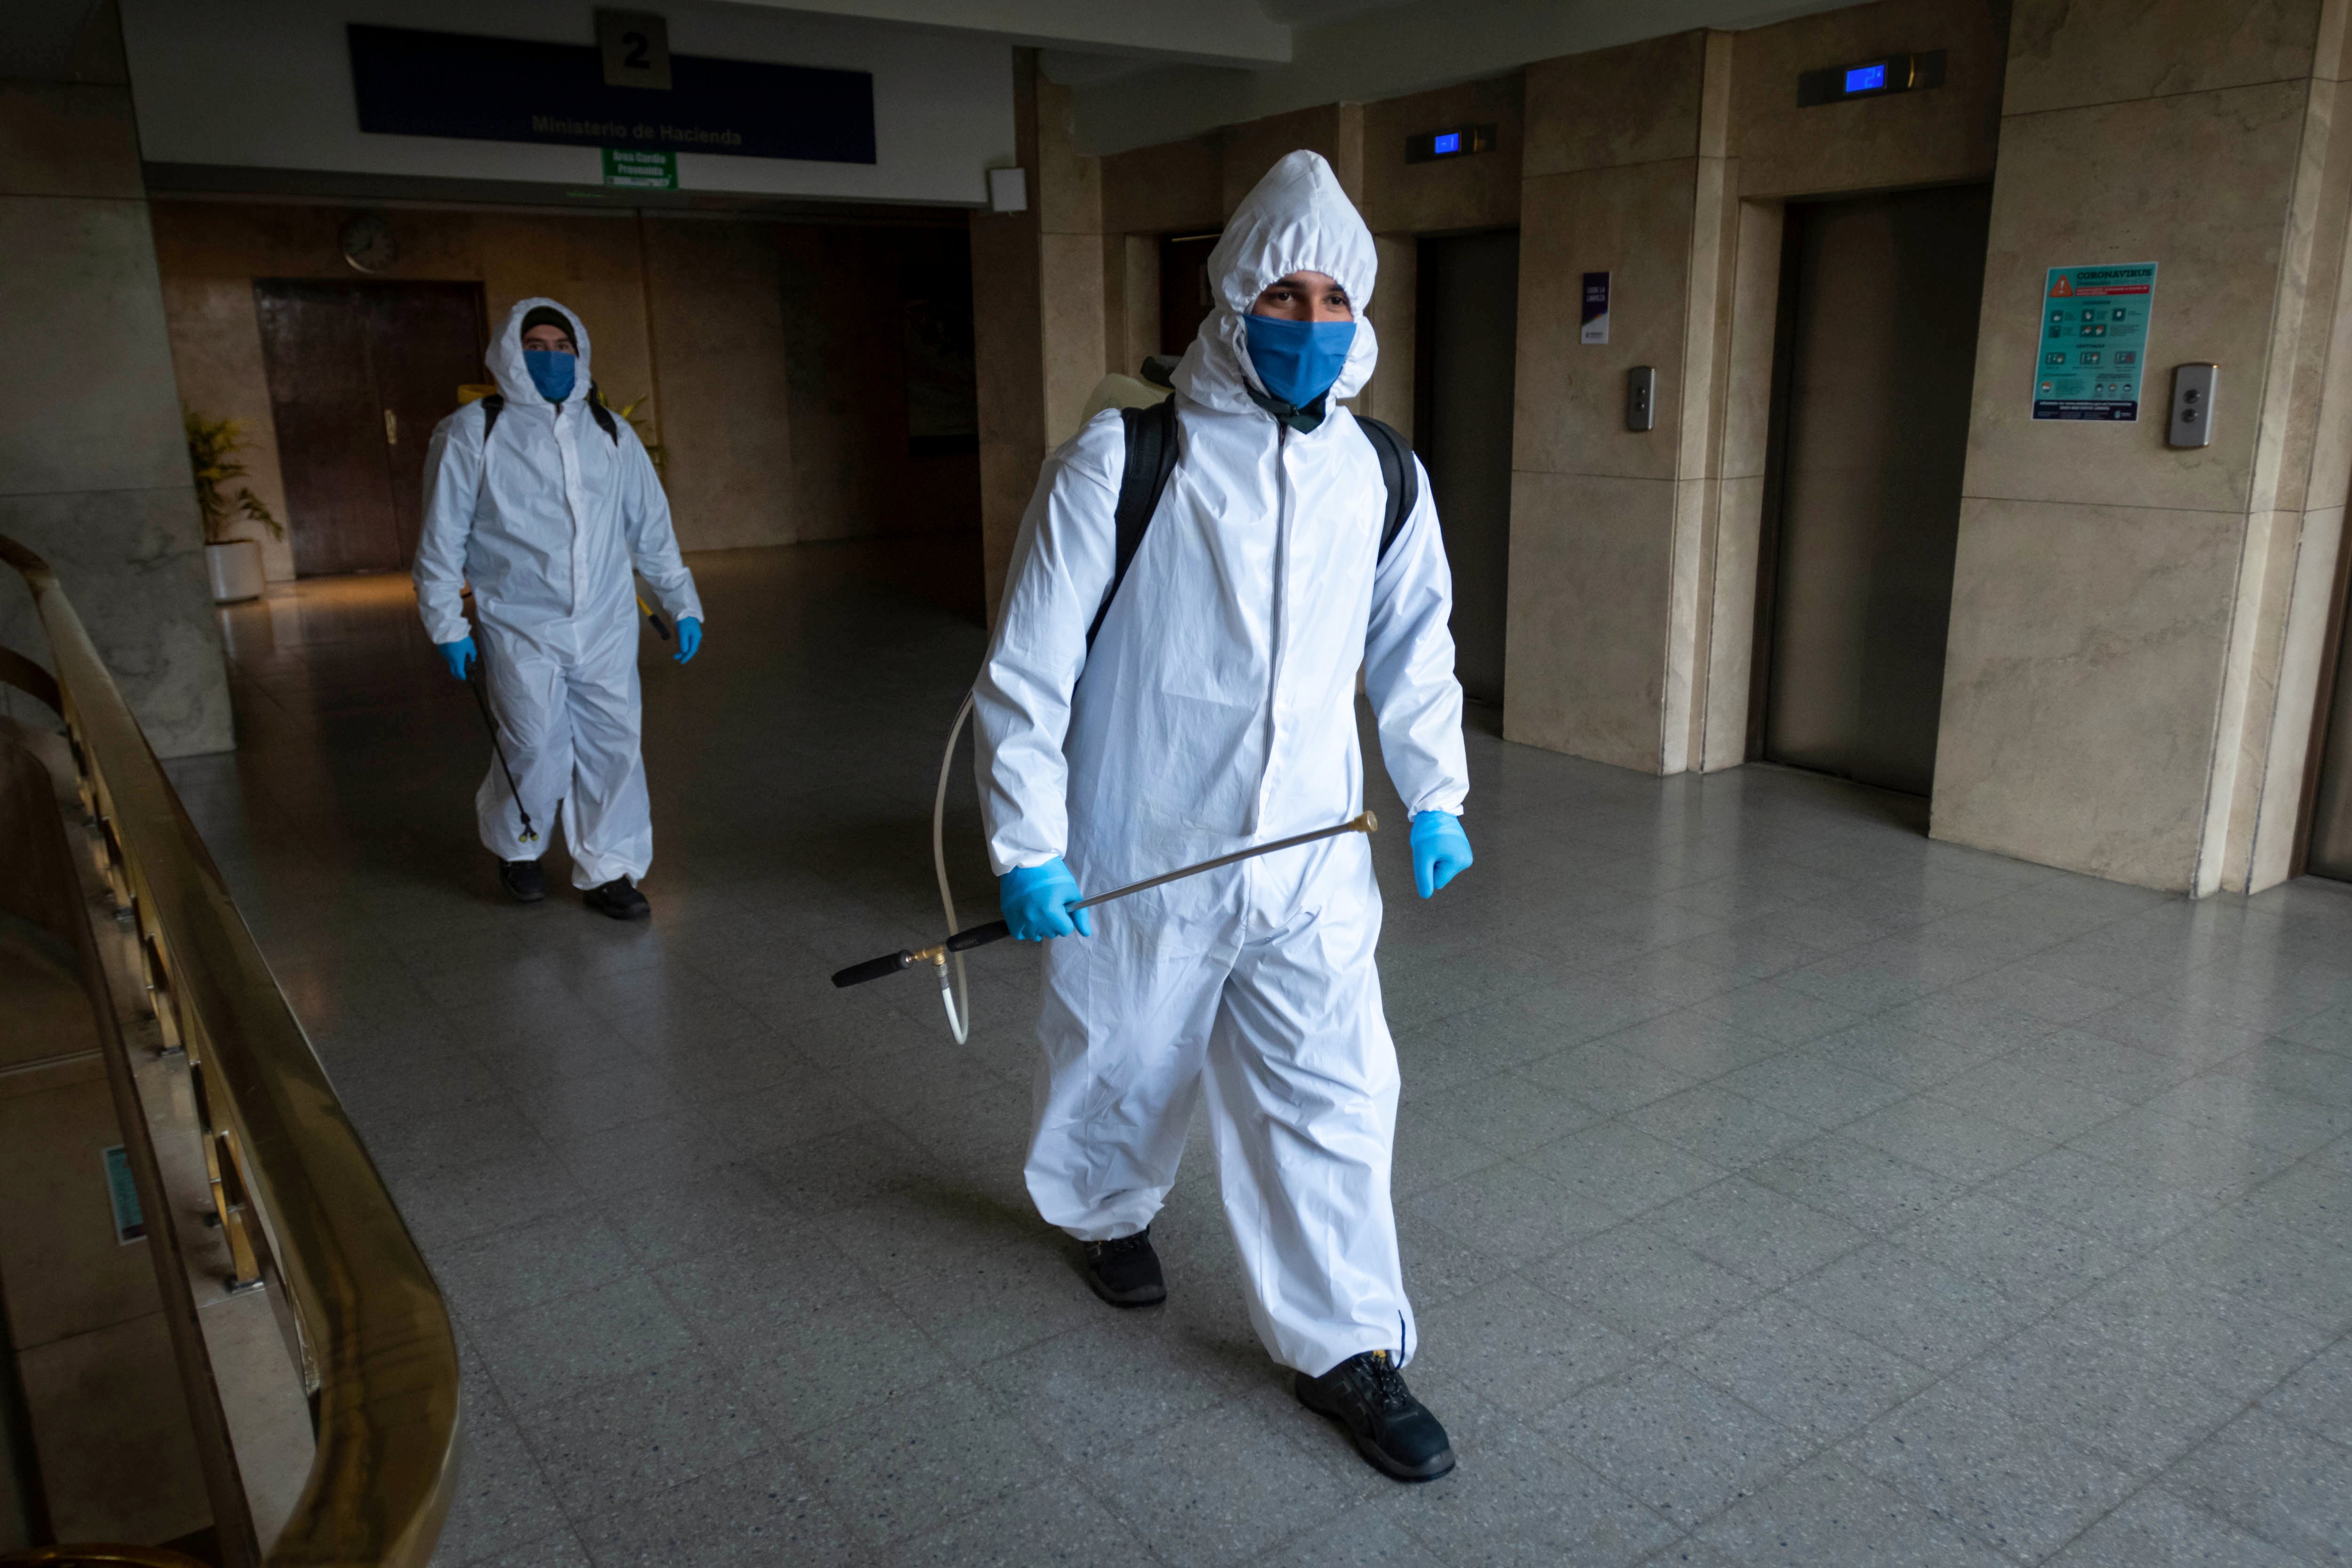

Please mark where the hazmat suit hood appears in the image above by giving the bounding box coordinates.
[1172,150,1379,415]
[486,296,594,409]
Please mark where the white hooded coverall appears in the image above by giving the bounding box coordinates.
[414,297,702,889]
[975,152,1470,1377]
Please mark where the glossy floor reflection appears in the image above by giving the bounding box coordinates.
[169,543,2350,1568]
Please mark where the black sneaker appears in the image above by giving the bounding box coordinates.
[583,876,651,921]
[1081,1228,1166,1307]
[498,859,546,903]
[1295,1350,1455,1481]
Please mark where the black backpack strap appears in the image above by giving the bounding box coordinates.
[1353,414,1420,563]
[1086,398,1179,649]
[479,392,504,439]
[588,384,619,444]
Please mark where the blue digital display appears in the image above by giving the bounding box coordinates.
[1432,131,1461,155]
[1843,62,1887,93]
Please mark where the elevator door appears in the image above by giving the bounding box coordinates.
[1415,228,1519,705]
[254,280,486,576]
[1759,184,1991,795]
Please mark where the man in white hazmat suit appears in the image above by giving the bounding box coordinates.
[975,151,1474,1482]
[414,298,703,920]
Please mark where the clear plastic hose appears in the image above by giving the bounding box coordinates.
[932,689,977,1043]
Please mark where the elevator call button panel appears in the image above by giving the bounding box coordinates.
[2032,263,2158,422]
[2169,364,2218,448]
[1626,366,1656,432]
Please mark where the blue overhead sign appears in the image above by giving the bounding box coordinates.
[347,24,876,166]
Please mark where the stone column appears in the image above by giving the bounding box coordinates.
[969,53,1047,619]
[0,4,229,756]
[970,56,1114,618]
[1503,31,1734,774]
[1932,0,2352,893]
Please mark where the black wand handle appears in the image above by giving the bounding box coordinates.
[829,919,1013,989]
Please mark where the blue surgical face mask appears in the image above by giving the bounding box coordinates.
[1242,314,1356,409]
[523,348,576,404]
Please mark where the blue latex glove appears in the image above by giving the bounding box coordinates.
[1001,858,1094,941]
[1409,811,1473,899]
[674,616,701,664]
[437,637,477,681]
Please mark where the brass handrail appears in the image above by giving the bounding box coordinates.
[0,536,459,1566]
[1,1547,216,1568]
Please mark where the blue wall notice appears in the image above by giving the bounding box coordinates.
[348,24,876,166]
[103,1145,144,1243]
[2033,263,2158,422]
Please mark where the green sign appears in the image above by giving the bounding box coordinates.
[2033,263,2157,421]
[603,147,676,189]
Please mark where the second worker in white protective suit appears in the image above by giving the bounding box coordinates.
[414,298,704,920]
[975,151,1474,1482]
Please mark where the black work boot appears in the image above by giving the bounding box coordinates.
[583,876,651,921]
[498,859,546,903]
[1295,1350,1455,1482]
[1081,1227,1166,1307]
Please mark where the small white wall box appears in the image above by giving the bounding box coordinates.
[988,167,1029,213]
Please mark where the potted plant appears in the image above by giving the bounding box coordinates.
[183,409,283,604]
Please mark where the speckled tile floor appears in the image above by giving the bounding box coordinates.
[167,541,2351,1568]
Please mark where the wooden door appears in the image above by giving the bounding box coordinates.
[254,280,486,576]
[1158,233,1221,358]
[368,286,491,568]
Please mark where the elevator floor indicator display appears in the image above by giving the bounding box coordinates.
[2033,263,2157,421]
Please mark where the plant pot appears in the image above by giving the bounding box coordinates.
[205,539,265,604]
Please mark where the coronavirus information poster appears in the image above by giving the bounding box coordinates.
[2033,263,2157,421]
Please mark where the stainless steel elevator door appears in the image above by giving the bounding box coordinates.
[2304,628,2352,878]
[1761,184,1992,796]
[1415,228,1519,706]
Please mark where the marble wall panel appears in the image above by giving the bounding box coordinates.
[476,213,657,422]
[147,197,486,287]
[1356,235,1416,437]
[20,1311,209,1544]
[1731,0,2007,198]
[1513,161,1698,483]
[2251,504,2344,884]
[1103,232,1159,378]
[642,217,795,552]
[2004,0,2328,116]
[2249,75,2346,517]
[1933,496,2248,887]
[1041,233,1111,448]
[1523,32,1705,178]
[1503,471,1679,770]
[978,438,1042,617]
[1961,80,2312,517]
[0,487,231,757]
[1100,137,1223,236]
[0,195,188,496]
[1701,471,1768,770]
[1720,200,1784,484]
[2220,506,2340,887]
[1664,473,1718,773]
[1360,72,1524,235]
[0,81,139,198]
[2297,118,2352,512]
[1037,75,1102,236]
[159,274,294,580]
[1221,103,1364,212]
[0,1067,154,1353]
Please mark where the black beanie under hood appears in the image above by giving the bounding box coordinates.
[519,305,577,342]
